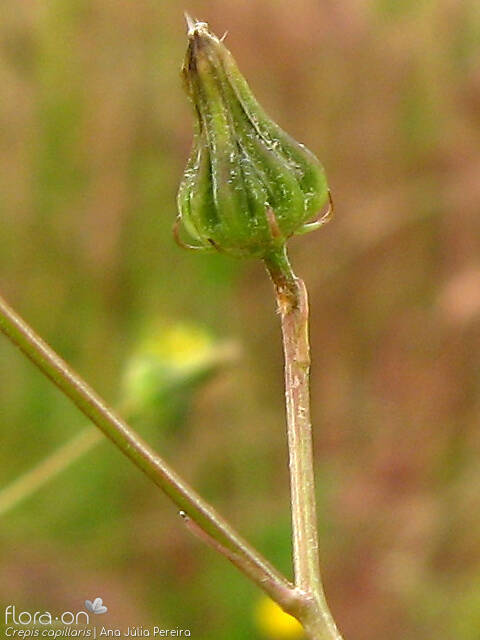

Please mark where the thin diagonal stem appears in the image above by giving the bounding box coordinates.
[0,426,101,516]
[265,247,343,640]
[0,293,302,616]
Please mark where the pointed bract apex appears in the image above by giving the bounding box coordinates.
[176,20,330,259]
[184,13,209,39]
[184,12,196,35]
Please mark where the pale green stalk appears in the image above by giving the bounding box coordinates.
[0,426,101,516]
[265,248,343,640]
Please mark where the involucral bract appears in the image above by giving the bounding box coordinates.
[176,17,330,259]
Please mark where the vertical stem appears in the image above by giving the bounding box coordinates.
[265,247,343,640]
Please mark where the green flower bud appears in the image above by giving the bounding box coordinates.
[176,16,332,259]
[122,323,238,430]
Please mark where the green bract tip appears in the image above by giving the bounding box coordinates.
[176,18,331,259]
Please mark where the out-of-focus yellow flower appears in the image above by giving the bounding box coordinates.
[128,323,217,379]
[122,322,238,429]
[255,596,304,639]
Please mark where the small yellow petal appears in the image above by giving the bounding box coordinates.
[255,597,304,639]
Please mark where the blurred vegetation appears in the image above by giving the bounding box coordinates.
[1,1,480,638]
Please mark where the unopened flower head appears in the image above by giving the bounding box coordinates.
[176,16,330,259]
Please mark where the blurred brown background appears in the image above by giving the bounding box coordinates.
[1,1,480,638]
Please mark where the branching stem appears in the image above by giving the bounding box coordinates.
[0,246,344,638]
[0,293,300,616]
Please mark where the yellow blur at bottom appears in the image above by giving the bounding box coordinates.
[255,597,304,639]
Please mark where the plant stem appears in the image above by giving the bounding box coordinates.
[0,426,102,516]
[265,248,343,640]
[0,293,301,615]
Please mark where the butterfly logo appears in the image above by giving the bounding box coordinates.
[85,597,108,614]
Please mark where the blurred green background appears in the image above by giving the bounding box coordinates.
[1,1,480,638]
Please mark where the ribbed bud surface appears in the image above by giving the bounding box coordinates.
[177,18,330,258]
